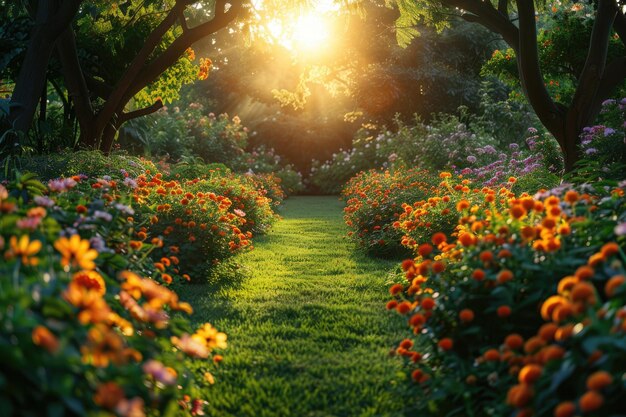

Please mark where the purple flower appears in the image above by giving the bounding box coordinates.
[585,148,598,155]
[509,143,519,150]
[615,222,626,236]
[604,128,616,136]
[466,155,477,164]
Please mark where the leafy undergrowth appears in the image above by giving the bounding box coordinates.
[175,196,415,417]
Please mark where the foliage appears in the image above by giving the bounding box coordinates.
[386,173,626,416]
[124,105,304,195]
[482,6,626,105]
[311,102,545,194]
[0,173,227,417]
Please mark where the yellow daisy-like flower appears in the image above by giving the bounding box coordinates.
[54,234,98,270]
[6,235,42,266]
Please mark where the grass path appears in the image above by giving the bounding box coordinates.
[177,196,414,417]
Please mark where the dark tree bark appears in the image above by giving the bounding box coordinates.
[8,0,82,134]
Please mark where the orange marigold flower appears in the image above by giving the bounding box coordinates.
[498,249,512,258]
[411,369,423,382]
[484,349,500,362]
[401,259,415,271]
[506,384,533,407]
[600,242,620,258]
[431,232,447,246]
[586,371,613,391]
[541,296,567,321]
[439,172,452,179]
[557,276,578,295]
[396,301,412,315]
[605,275,626,298]
[505,334,524,350]
[564,190,579,204]
[497,270,514,284]
[570,281,595,304]
[432,261,446,273]
[471,269,485,281]
[579,390,604,413]
[479,250,494,263]
[389,283,404,295]
[510,205,526,219]
[542,345,565,362]
[420,297,435,310]
[524,336,545,354]
[456,200,470,211]
[76,204,88,214]
[497,305,512,318]
[518,364,542,384]
[399,339,414,350]
[575,265,595,280]
[409,313,426,327]
[458,232,476,247]
[587,253,605,267]
[32,325,59,353]
[553,401,576,417]
[54,234,98,270]
[386,300,398,310]
[94,382,125,410]
[438,338,453,351]
[418,243,433,257]
[459,309,474,323]
[538,323,559,342]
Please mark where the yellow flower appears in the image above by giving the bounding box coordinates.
[6,235,42,266]
[54,234,98,270]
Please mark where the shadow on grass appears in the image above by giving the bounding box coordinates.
[173,260,249,326]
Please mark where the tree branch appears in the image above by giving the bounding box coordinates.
[447,0,518,49]
[119,99,163,124]
[96,2,185,129]
[121,0,243,104]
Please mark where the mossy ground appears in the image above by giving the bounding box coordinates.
[176,196,415,417]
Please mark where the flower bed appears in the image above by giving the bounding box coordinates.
[0,164,282,415]
[386,173,626,416]
[0,173,228,416]
[342,168,440,256]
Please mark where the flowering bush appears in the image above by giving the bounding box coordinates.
[0,173,227,416]
[342,168,440,256]
[311,113,553,194]
[386,173,626,416]
[574,99,626,182]
[130,168,278,280]
[233,146,304,195]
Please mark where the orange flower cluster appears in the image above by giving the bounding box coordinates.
[385,173,626,416]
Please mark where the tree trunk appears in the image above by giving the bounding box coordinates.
[8,0,81,137]
[9,27,56,134]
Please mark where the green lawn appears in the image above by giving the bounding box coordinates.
[176,196,415,417]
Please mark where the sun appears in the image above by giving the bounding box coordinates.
[258,4,334,52]
[292,13,329,49]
